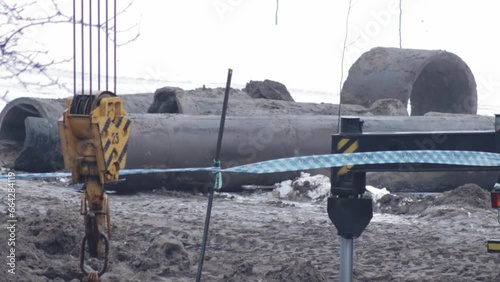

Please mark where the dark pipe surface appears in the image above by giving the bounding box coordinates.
[0,93,378,172]
[1,95,496,192]
[0,94,154,171]
[17,117,64,171]
[116,114,497,193]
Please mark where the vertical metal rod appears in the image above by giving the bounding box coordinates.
[98,0,101,90]
[81,0,84,95]
[89,0,92,95]
[337,116,360,282]
[73,0,76,96]
[196,69,233,282]
[113,0,117,94]
[106,0,109,90]
[214,69,232,159]
[340,237,353,282]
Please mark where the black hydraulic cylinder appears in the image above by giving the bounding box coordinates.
[327,197,373,239]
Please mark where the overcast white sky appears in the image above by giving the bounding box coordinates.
[121,0,500,93]
[2,0,500,106]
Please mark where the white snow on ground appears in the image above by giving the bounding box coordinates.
[274,180,294,198]
[273,172,331,202]
[272,173,396,204]
[270,173,399,204]
[365,185,391,202]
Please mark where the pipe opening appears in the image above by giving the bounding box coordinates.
[340,48,477,116]
[411,57,475,116]
[0,104,42,166]
[147,88,180,113]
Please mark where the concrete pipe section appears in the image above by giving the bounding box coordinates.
[341,47,477,116]
[0,89,408,172]
[0,94,154,171]
[147,86,387,116]
[115,114,497,193]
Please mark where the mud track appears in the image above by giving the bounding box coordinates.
[1,180,500,281]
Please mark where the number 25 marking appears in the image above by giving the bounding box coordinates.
[111,133,120,144]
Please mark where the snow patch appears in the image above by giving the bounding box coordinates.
[366,185,390,202]
[273,172,330,202]
[275,180,294,198]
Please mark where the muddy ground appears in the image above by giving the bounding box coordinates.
[1,178,500,282]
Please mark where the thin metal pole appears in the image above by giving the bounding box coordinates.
[106,0,109,91]
[196,69,233,282]
[73,0,76,96]
[98,0,101,90]
[399,0,403,49]
[81,0,84,95]
[214,69,232,160]
[113,0,117,94]
[495,115,500,132]
[89,0,92,95]
[339,237,353,282]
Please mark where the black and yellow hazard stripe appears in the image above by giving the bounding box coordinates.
[487,240,500,253]
[101,116,131,171]
[101,118,112,136]
[336,138,359,176]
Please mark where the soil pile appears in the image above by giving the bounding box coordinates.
[2,179,500,281]
[374,183,491,215]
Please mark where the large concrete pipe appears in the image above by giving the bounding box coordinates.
[115,114,497,193]
[0,90,408,172]
[0,94,154,171]
[147,87,408,116]
[341,47,477,116]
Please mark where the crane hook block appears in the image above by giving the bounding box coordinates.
[58,92,131,184]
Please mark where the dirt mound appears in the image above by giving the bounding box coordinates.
[264,260,327,282]
[376,193,417,214]
[375,183,491,215]
[8,208,83,281]
[244,80,295,102]
[434,183,490,209]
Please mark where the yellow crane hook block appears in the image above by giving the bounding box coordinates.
[58,92,131,279]
[58,92,131,185]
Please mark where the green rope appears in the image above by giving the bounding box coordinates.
[213,160,222,190]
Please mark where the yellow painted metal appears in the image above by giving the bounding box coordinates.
[487,240,500,253]
[336,139,359,176]
[83,179,107,241]
[59,94,131,184]
[58,93,130,279]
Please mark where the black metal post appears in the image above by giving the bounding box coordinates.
[329,117,372,282]
[196,69,233,282]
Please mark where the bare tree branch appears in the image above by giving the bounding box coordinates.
[0,0,140,91]
[337,0,354,132]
